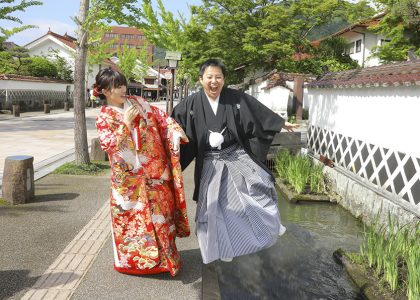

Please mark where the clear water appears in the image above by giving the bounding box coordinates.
[214,191,365,300]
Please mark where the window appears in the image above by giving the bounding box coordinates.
[355,39,362,53]
[345,42,355,55]
[380,39,391,46]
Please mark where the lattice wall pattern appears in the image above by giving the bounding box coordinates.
[0,89,71,110]
[307,125,420,207]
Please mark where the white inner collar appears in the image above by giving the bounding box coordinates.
[205,93,220,115]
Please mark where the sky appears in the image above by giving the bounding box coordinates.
[1,0,202,46]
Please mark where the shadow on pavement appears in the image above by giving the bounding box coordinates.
[120,248,202,285]
[32,192,79,203]
[0,270,39,300]
[0,204,72,216]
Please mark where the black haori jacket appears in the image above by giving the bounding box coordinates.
[171,87,285,201]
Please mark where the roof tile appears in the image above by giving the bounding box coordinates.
[307,60,420,89]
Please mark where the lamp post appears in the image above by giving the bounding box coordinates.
[165,51,181,114]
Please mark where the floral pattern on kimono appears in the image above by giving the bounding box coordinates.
[96,96,189,276]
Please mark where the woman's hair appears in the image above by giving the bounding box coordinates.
[95,68,127,100]
[199,58,226,78]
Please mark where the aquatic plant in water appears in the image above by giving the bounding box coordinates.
[360,213,419,298]
[275,150,327,194]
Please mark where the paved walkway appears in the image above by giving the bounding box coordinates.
[0,103,307,299]
[0,103,213,300]
[0,108,100,178]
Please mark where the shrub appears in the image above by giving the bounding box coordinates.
[27,56,58,78]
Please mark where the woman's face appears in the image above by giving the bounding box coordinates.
[103,85,127,107]
[200,66,224,101]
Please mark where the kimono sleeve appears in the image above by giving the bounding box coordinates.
[96,113,131,153]
[152,106,188,151]
[96,113,147,207]
[171,97,197,170]
[152,106,191,237]
[238,92,285,162]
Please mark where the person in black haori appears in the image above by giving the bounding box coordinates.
[171,58,298,263]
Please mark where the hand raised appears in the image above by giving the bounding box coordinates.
[123,106,140,129]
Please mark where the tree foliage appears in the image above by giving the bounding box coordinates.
[116,42,150,82]
[0,0,43,46]
[139,0,375,84]
[27,56,58,77]
[72,0,145,165]
[370,0,420,62]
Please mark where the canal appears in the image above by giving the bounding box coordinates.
[211,188,365,300]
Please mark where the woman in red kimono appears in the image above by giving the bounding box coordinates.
[95,68,190,276]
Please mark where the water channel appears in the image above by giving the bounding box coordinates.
[211,187,366,300]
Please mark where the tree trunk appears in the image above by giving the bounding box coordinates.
[73,0,90,165]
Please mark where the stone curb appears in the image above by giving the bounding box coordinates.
[275,178,333,203]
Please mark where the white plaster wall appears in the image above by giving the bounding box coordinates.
[364,32,382,67]
[341,29,382,67]
[302,88,310,109]
[87,64,101,88]
[259,85,290,116]
[309,86,420,158]
[0,80,73,91]
[247,80,290,117]
[28,41,75,68]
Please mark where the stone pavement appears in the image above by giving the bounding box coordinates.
[0,108,100,182]
[0,166,205,300]
[0,103,217,300]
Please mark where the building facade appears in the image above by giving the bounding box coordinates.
[313,13,388,68]
[102,26,154,64]
[305,59,420,224]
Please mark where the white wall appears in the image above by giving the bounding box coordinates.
[28,38,102,88]
[341,28,383,67]
[28,40,75,68]
[0,79,73,91]
[246,80,290,118]
[309,85,420,158]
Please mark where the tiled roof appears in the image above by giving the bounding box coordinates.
[311,12,386,45]
[2,41,19,50]
[109,26,144,34]
[306,59,420,89]
[47,30,77,49]
[0,74,72,83]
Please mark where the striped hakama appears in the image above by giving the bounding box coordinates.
[196,144,286,264]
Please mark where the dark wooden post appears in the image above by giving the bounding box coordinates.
[44,102,50,114]
[294,76,304,121]
[12,104,20,117]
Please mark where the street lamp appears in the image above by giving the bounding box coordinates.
[165,51,181,114]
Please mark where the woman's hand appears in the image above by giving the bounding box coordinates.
[283,121,299,132]
[123,105,140,130]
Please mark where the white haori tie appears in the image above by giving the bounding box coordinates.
[209,127,226,150]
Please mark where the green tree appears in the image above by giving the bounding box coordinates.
[296,37,359,74]
[116,42,150,82]
[6,45,30,74]
[0,50,13,73]
[139,0,372,84]
[27,56,58,77]
[371,0,420,62]
[47,49,73,81]
[72,0,145,165]
[0,0,42,46]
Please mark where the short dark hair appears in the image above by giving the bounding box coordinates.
[199,58,226,78]
[95,68,127,100]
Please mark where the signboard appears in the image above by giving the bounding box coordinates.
[165,51,182,61]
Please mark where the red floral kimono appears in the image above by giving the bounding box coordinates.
[96,96,190,276]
